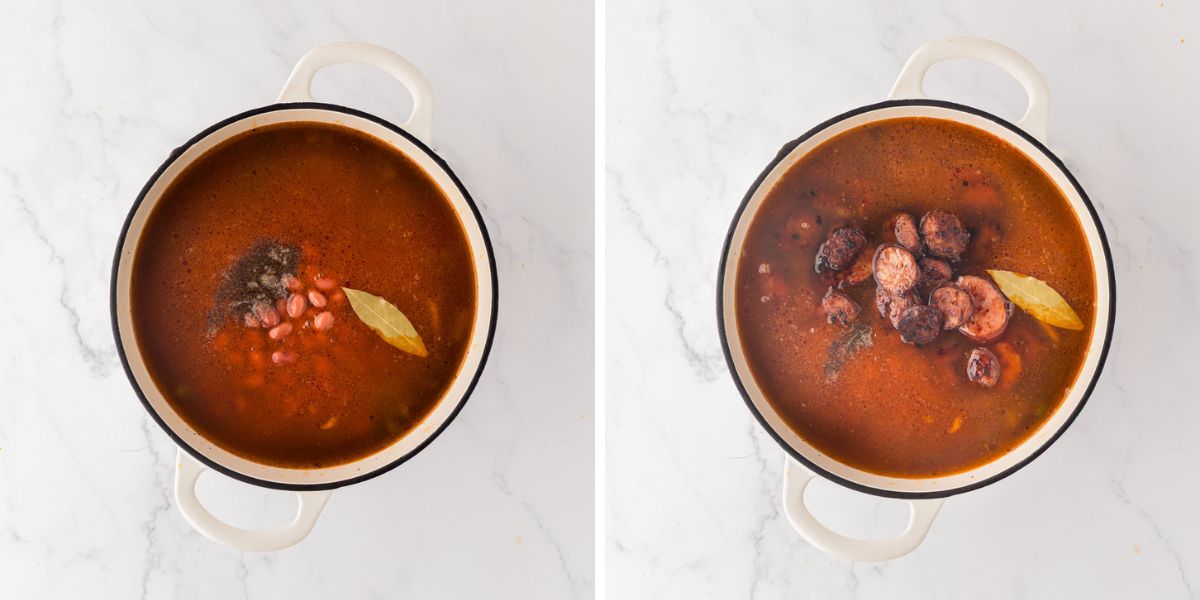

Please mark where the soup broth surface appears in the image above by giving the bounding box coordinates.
[735,117,1095,477]
[132,122,476,468]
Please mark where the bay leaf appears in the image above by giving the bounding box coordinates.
[987,269,1083,331]
[342,287,429,357]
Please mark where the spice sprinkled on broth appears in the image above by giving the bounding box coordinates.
[735,117,1095,478]
[131,122,477,469]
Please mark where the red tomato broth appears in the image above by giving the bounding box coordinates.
[131,122,477,469]
[735,117,1096,478]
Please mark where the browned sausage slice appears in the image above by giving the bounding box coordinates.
[920,210,970,262]
[815,226,866,272]
[917,257,952,297]
[929,284,974,330]
[893,212,923,254]
[957,275,1013,342]
[967,347,1001,387]
[835,244,875,289]
[875,286,920,328]
[874,286,893,318]
[822,288,862,325]
[872,244,919,295]
[896,305,943,345]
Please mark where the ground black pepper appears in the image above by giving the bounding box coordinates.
[208,239,299,330]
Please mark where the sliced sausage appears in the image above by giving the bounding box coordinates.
[967,347,1001,387]
[874,286,892,318]
[920,210,970,262]
[893,212,923,254]
[917,257,952,297]
[822,288,861,325]
[956,275,1013,343]
[835,244,875,289]
[872,244,919,295]
[929,284,974,330]
[814,225,867,272]
[896,305,944,345]
[875,286,920,329]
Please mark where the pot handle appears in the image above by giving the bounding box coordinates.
[888,37,1050,143]
[782,457,944,561]
[174,449,332,552]
[277,42,434,145]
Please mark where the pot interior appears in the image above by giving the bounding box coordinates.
[721,102,1112,496]
[114,105,495,488]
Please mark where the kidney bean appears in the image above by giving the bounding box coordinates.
[314,311,335,331]
[275,298,288,317]
[314,276,337,291]
[329,290,346,305]
[287,293,307,318]
[254,303,280,328]
[269,322,294,340]
[243,312,260,328]
[271,349,297,365]
[283,274,304,292]
[308,290,328,308]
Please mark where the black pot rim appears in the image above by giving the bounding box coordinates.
[716,98,1116,500]
[110,101,499,492]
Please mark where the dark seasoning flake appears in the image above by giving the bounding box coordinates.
[208,239,298,331]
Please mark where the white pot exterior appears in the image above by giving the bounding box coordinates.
[719,38,1116,562]
[114,104,496,489]
[720,100,1113,497]
[112,45,497,552]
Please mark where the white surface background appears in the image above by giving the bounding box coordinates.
[607,1,1198,598]
[0,1,593,598]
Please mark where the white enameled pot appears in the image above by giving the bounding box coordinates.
[111,43,498,552]
[717,38,1115,561]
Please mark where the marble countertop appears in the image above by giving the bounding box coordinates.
[0,1,593,598]
[606,0,1198,598]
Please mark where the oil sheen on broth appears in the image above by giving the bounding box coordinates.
[131,122,476,468]
[735,117,1095,478]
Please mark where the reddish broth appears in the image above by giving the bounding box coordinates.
[735,117,1096,478]
[131,122,476,468]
